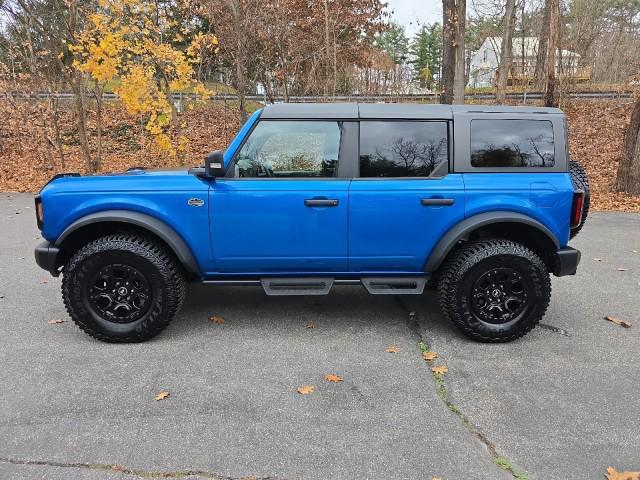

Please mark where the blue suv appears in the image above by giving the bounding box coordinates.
[34,103,588,343]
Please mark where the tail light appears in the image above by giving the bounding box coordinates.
[570,190,585,228]
[35,194,44,230]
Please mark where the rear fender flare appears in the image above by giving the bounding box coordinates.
[424,211,559,272]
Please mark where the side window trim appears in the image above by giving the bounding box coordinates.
[356,119,450,179]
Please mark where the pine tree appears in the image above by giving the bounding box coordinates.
[410,23,442,89]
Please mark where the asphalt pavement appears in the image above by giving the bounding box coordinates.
[0,193,638,480]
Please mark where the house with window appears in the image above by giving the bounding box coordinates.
[467,37,586,88]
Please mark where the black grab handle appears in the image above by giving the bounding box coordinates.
[304,199,339,207]
[421,198,455,206]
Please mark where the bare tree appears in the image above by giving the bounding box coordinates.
[541,0,561,107]
[534,0,550,88]
[441,0,466,104]
[496,0,517,103]
[616,96,640,195]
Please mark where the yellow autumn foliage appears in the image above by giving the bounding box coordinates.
[71,0,216,156]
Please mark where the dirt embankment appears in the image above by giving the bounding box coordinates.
[0,98,638,211]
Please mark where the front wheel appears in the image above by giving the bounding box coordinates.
[62,234,186,342]
[437,239,551,342]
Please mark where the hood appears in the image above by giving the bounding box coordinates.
[40,167,208,195]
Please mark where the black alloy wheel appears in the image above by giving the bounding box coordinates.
[62,234,185,343]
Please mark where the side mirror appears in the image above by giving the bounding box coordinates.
[204,150,226,178]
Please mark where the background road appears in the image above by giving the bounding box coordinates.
[1,193,638,480]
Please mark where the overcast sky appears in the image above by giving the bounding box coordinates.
[385,0,442,38]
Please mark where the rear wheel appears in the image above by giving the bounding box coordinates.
[569,159,590,239]
[62,234,186,342]
[437,239,551,342]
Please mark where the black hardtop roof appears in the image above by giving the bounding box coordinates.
[260,102,563,119]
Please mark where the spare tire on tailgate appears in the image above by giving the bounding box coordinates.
[569,159,590,239]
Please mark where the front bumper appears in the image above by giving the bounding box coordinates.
[35,241,62,276]
[553,246,581,276]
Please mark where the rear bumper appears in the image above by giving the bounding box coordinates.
[553,246,581,276]
[34,241,61,276]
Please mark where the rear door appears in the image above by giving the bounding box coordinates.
[348,120,466,273]
[210,120,353,273]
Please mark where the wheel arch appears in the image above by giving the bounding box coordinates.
[55,210,200,273]
[425,211,560,273]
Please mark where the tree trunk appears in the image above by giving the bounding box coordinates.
[70,74,96,173]
[440,0,456,104]
[496,0,516,103]
[534,1,550,89]
[616,97,640,195]
[226,0,247,122]
[324,0,330,98]
[452,0,466,104]
[543,0,560,108]
[95,87,103,170]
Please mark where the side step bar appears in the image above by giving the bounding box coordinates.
[254,277,427,296]
[261,278,334,296]
[360,277,426,295]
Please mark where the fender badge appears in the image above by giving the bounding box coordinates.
[187,198,205,207]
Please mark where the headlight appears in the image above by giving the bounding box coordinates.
[35,195,44,230]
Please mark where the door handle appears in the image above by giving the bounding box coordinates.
[304,199,339,207]
[421,198,455,206]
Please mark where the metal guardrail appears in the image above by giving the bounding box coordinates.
[0,90,633,102]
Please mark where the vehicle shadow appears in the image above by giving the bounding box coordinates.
[170,282,454,341]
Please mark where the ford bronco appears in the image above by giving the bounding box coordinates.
[34,103,588,343]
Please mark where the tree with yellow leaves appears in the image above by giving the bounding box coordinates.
[72,0,217,165]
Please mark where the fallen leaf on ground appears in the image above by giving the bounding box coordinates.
[324,374,343,383]
[422,351,438,361]
[604,316,632,328]
[432,477,443,480]
[386,345,399,353]
[155,391,170,401]
[605,466,640,480]
[208,315,225,324]
[616,268,627,271]
[297,385,315,395]
[40,280,48,284]
[432,365,448,375]
[111,465,125,472]
[304,321,316,329]
[47,319,65,324]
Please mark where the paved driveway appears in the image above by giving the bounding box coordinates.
[0,193,638,480]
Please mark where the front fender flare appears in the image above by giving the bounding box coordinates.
[55,210,200,273]
[424,211,560,273]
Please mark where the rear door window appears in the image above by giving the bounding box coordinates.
[359,121,448,177]
[470,119,555,167]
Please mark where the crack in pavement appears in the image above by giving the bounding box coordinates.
[393,296,529,480]
[0,457,280,480]
[538,323,571,336]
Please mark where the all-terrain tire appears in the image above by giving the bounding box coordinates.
[437,239,551,343]
[62,234,186,343]
[569,159,590,239]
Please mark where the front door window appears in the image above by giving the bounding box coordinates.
[234,121,342,178]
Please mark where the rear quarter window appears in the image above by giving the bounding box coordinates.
[470,119,555,168]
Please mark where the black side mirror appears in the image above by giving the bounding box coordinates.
[204,150,225,178]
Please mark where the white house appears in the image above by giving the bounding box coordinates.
[467,37,581,88]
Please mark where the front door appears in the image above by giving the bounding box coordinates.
[210,120,351,273]
[348,120,466,272]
